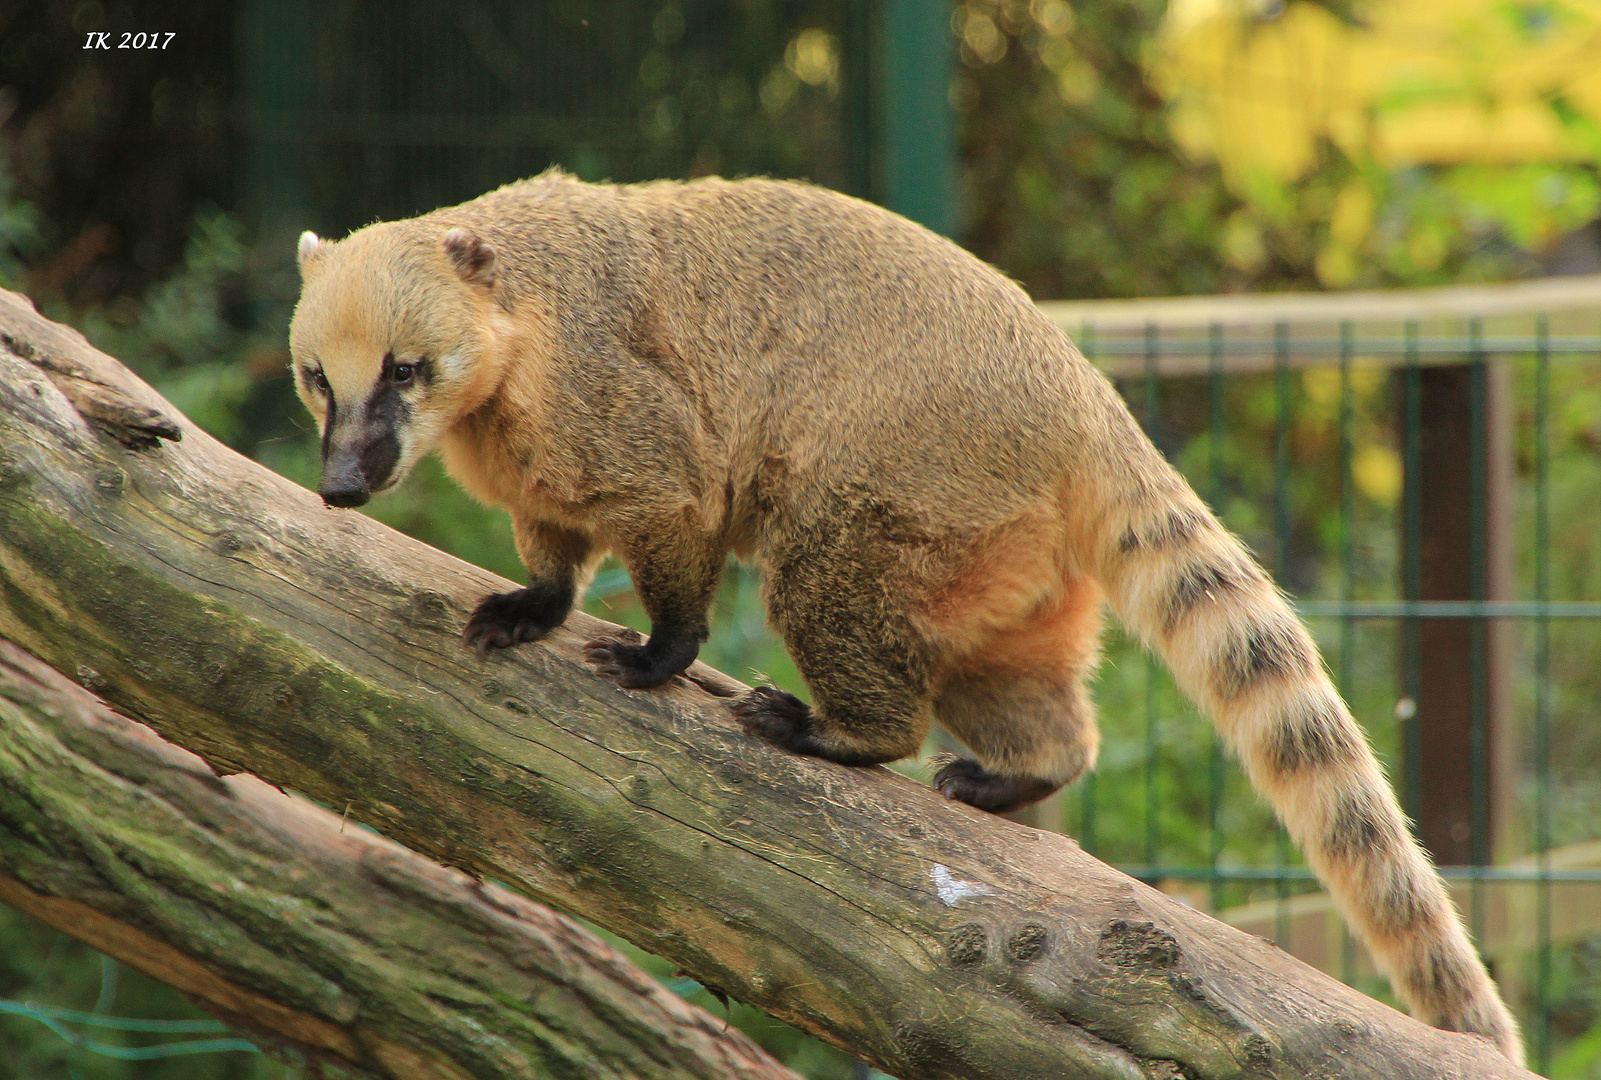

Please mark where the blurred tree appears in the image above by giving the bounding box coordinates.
[954,0,1248,297]
[1,1,235,308]
[1153,0,1601,287]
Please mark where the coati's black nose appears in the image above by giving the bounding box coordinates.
[319,443,373,507]
[319,481,370,508]
[319,464,371,508]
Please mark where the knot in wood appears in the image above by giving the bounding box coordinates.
[1242,1033,1273,1068]
[1099,920,1181,970]
[1006,923,1048,963]
[0,454,26,491]
[946,923,987,966]
[211,530,249,555]
[1170,973,1207,1003]
[893,1019,963,1071]
[408,589,455,628]
[1,331,37,361]
[550,841,581,874]
[95,467,125,495]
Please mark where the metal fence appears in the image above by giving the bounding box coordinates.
[238,0,955,242]
[1040,276,1601,1074]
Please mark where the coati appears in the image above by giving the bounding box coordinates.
[289,170,1522,1061]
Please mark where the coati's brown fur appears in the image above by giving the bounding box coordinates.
[289,170,1522,1061]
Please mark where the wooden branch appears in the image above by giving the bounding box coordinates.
[0,288,1536,1080]
[0,638,796,1080]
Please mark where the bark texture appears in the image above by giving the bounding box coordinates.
[0,638,797,1080]
[0,288,1536,1080]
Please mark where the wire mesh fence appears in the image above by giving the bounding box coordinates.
[1039,278,1601,1075]
[241,0,860,237]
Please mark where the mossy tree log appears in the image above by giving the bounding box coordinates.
[0,639,797,1080]
[0,288,1535,1080]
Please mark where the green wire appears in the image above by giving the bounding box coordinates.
[0,999,258,1059]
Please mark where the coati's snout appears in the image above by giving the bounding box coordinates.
[317,438,395,508]
[316,389,405,508]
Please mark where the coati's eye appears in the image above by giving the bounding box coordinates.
[305,368,328,394]
[393,363,415,385]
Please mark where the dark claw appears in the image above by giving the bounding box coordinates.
[583,639,626,680]
[584,635,681,689]
[932,757,1058,813]
[462,587,569,656]
[731,686,818,753]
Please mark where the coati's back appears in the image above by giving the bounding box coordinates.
[294,172,1522,1061]
[448,173,1129,532]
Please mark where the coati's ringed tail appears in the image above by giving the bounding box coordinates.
[1094,469,1520,1055]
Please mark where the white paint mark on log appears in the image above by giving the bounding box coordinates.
[931,864,994,906]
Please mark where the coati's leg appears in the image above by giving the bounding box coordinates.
[931,577,1106,813]
[464,519,596,654]
[585,524,724,689]
[734,555,936,765]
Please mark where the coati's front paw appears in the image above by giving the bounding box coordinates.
[462,587,567,655]
[732,686,818,754]
[933,757,1059,814]
[585,634,681,689]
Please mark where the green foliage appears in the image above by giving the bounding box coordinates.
[1512,354,1601,852]
[1550,937,1601,1079]
[952,0,1601,298]
[44,206,299,461]
[0,154,40,290]
[296,0,852,233]
[68,209,248,373]
[955,0,1244,298]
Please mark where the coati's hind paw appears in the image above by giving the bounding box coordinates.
[732,686,818,754]
[933,757,1060,814]
[463,587,569,655]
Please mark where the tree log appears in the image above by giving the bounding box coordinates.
[0,639,798,1080]
[0,288,1536,1080]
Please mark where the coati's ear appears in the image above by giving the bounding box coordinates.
[443,228,497,289]
[297,231,322,274]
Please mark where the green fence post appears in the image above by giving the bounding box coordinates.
[874,0,957,235]
[239,0,313,238]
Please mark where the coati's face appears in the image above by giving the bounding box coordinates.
[289,224,503,508]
